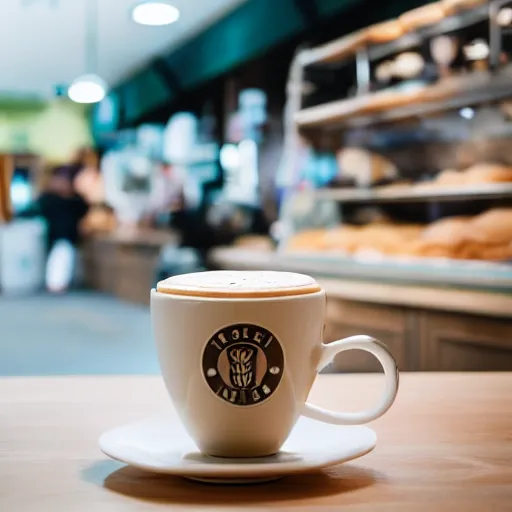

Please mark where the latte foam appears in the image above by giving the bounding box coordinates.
[156,270,322,298]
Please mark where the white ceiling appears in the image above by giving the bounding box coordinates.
[0,0,247,98]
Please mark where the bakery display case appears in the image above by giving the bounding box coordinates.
[277,0,512,281]
[211,0,512,372]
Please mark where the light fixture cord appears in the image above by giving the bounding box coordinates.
[85,0,98,74]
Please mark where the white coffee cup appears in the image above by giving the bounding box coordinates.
[151,270,398,458]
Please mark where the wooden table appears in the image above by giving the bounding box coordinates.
[2,373,511,511]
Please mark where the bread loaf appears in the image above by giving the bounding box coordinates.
[234,235,274,252]
[421,216,471,245]
[464,208,512,244]
[323,226,363,253]
[398,216,470,258]
[435,169,466,186]
[336,148,398,187]
[366,20,404,44]
[416,163,512,189]
[284,230,328,252]
[457,242,512,261]
[284,209,512,262]
[441,0,487,15]
[375,60,394,83]
[399,2,447,31]
[393,52,425,79]
[463,163,512,184]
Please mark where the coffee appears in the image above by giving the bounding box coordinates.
[156,270,322,298]
[151,270,398,457]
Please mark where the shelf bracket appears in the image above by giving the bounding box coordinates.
[356,48,371,95]
[489,0,510,71]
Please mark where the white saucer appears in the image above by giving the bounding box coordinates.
[99,416,377,484]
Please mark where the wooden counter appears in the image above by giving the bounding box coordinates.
[2,373,511,511]
[81,228,179,305]
[210,247,512,372]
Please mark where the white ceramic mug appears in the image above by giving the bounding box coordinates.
[151,271,399,458]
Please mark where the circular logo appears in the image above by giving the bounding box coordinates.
[202,323,284,406]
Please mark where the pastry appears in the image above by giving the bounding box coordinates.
[457,242,512,261]
[323,226,362,253]
[401,241,458,259]
[463,39,490,71]
[477,245,512,261]
[350,223,423,255]
[464,208,512,244]
[441,0,487,15]
[366,19,404,44]
[375,60,394,84]
[284,210,512,262]
[392,52,425,80]
[421,216,471,245]
[284,230,328,252]
[497,7,512,27]
[435,169,466,186]
[430,35,458,78]
[234,236,274,252]
[463,163,512,184]
[336,148,398,187]
[399,3,447,31]
[398,216,471,259]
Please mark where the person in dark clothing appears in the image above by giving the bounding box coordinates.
[37,175,89,249]
[19,173,89,292]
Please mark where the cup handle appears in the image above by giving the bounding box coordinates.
[302,335,399,425]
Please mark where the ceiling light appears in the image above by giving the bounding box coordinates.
[68,74,107,104]
[132,1,180,26]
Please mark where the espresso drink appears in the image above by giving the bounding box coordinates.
[151,270,398,457]
[156,270,322,298]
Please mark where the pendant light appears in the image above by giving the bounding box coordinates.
[131,1,180,26]
[68,0,107,104]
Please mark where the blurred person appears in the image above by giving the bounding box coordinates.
[141,162,185,228]
[19,171,89,293]
[73,157,105,206]
[50,147,98,190]
[170,182,270,262]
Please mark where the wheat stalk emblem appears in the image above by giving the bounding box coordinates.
[228,344,257,389]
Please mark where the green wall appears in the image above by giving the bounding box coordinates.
[0,100,93,162]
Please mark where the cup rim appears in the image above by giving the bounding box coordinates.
[150,288,326,303]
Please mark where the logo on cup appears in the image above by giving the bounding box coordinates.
[202,323,284,406]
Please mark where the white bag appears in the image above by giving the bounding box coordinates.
[45,239,76,293]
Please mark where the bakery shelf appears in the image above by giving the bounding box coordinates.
[295,66,512,129]
[299,4,488,68]
[314,182,512,203]
[299,31,368,67]
[369,5,488,62]
[209,247,512,317]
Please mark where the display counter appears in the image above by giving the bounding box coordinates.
[210,247,512,372]
[81,228,179,305]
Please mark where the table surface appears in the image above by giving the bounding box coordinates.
[2,373,511,512]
